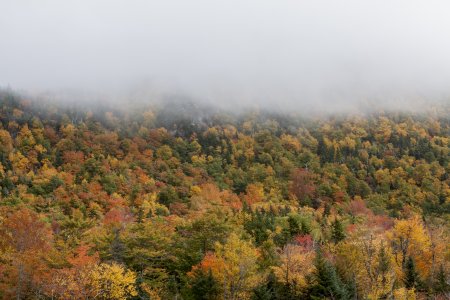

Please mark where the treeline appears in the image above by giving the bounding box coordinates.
[0,91,448,299]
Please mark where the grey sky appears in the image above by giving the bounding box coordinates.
[1,0,450,109]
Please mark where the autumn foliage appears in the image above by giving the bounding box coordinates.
[0,91,448,299]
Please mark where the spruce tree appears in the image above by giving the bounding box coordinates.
[404,256,420,289]
[434,264,449,295]
[323,203,331,218]
[300,218,312,235]
[191,269,220,300]
[307,248,349,300]
[252,272,276,300]
[288,215,301,237]
[331,218,346,244]
[377,242,390,285]
[110,228,125,263]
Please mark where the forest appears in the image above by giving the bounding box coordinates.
[0,90,448,299]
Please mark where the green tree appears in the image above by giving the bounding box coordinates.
[190,269,220,300]
[433,264,449,296]
[331,218,346,244]
[307,248,349,300]
[404,256,420,289]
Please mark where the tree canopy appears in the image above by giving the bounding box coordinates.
[0,91,448,299]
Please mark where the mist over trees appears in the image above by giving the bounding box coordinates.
[0,91,448,299]
[3,0,450,110]
[1,1,450,298]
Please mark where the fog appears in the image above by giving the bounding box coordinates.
[1,0,450,112]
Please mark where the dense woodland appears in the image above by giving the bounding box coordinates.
[0,90,449,299]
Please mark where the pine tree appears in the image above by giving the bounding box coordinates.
[404,256,420,289]
[300,218,312,235]
[110,229,125,263]
[191,269,220,300]
[377,242,390,285]
[307,248,349,300]
[288,215,301,237]
[252,272,276,300]
[331,218,346,244]
[323,202,331,218]
[433,264,449,295]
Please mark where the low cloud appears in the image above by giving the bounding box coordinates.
[1,0,450,112]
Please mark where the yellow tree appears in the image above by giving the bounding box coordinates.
[0,129,13,155]
[46,245,100,299]
[49,260,137,300]
[8,151,31,180]
[15,124,36,152]
[272,243,314,293]
[243,183,265,206]
[88,262,137,300]
[280,134,301,152]
[336,227,397,299]
[193,233,260,300]
[387,216,432,280]
[393,287,416,300]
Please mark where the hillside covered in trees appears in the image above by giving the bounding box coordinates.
[0,90,449,299]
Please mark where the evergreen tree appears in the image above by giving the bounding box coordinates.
[300,218,312,235]
[331,218,346,244]
[377,242,390,285]
[307,248,349,300]
[245,210,276,246]
[323,202,331,218]
[433,264,449,296]
[252,272,277,300]
[288,215,302,237]
[190,269,220,300]
[110,229,125,263]
[404,256,420,289]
